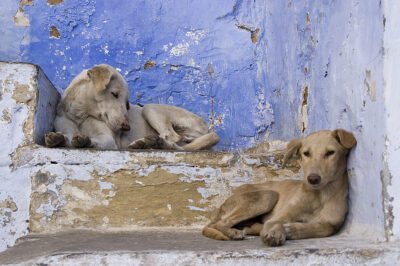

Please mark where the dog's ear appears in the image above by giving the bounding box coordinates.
[332,129,357,149]
[87,65,113,92]
[282,138,302,168]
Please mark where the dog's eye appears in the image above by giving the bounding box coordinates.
[126,101,130,110]
[325,150,335,157]
[303,151,310,157]
[111,92,119,99]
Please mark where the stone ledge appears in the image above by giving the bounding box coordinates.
[26,144,300,233]
[0,230,398,265]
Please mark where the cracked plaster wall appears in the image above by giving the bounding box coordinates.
[0,0,274,150]
[0,0,399,246]
[382,0,400,241]
[0,63,42,251]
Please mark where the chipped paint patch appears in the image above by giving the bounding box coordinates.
[50,26,60,39]
[47,0,63,5]
[381,152,394,240]
[185,30,206,45]
[169,42,190,57]
[236,24,260,44]
[1,108,12,124]
[12,83,34,104]
[299,85,309,133]
[364,70,377,102]
[13,0,32,27]
[144,60,156,70]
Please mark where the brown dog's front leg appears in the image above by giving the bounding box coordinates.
[283,222,336,240]
[261,222,286,247]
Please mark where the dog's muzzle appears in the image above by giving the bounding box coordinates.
[307,174,321,186]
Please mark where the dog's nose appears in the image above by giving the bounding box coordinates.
[307,174,321,185]
[121,122,130,131]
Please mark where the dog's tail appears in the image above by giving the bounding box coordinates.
[202,226,230,241]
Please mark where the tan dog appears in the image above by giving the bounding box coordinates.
[202,129,356,246]
[45,64,219,150]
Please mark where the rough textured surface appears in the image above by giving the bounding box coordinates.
[0,0,275,150]
[0,3,394,237]
[0,230,399,265]
[0,62,58,251]
[382,0,400,241]
[27,144,298,233]
[1,0,400,258]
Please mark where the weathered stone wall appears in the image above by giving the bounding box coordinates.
[28,144,298,233]
[0,62,58,251]
[1,0,400,253]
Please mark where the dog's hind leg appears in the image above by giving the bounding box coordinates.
[142,105,182,143]
[128,136,183,150]
[182,132,220,151]
[203,190,278,240]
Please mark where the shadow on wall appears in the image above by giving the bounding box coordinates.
[0,0,274,150]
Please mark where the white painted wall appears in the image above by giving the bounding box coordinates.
[382,0,400,241]
[0,63,35,250]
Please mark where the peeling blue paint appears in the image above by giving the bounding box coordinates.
[0,0,384,150]
[0,0,274,150]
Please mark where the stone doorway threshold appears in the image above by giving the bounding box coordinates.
[0,230,398,265]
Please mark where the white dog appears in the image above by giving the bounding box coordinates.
[45,64,219,150]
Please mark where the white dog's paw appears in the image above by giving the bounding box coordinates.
[71,134,91,148]
[45,132,66,148]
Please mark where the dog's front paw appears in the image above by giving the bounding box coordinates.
[71,134,91,148]
[45,132,66,148]
[261,224,286,247]
[283,223,298,240]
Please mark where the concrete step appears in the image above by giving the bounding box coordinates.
[27,143,299,233]
[0,230,398,265]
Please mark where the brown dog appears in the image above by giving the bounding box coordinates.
[202,129,356,246]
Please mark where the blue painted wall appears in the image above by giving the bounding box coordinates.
[0,0,274,150]
[0,0,384,152]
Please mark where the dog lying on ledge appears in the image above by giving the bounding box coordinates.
[45,64,219,150]
[202,129,356,246]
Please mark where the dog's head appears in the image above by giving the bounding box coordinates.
[86,64,130,133]
[283,129,357,189]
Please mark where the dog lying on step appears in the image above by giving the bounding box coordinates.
[202,129,356,246]
[45,64,219,150]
